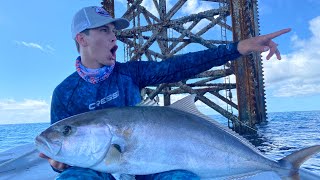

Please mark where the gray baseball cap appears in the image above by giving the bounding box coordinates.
[71,6,130,39]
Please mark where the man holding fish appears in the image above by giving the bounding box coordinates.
[39,5,291,180]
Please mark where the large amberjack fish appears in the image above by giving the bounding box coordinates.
[35,95,320,179]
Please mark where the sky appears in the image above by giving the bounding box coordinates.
[0,0,319,124]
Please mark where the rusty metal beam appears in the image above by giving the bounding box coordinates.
[101,0,114,17]
[230,0,267,133]
[104,0,266,134]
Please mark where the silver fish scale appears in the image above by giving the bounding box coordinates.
[100,106,277,177]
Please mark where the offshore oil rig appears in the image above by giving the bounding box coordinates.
[101,0,266,134]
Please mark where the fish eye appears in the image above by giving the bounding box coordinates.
[62,125,72,136]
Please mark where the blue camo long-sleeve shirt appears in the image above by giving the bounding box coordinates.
[50,42,241,124]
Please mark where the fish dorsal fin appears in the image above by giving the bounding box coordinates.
[169,94,200,115]
[169,94,218,124]
[279,145,320,169]
[136,98,159,106]
[169,94,226,125]
[169,94,264,156]
[112,173,136,180]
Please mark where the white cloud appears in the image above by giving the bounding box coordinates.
[46,45,55,52]
[309,16,320,39]
[140,0,212,22]
[181,0,213,14]
[263,16,320,97]
[141,0,159,17]
[0,99,50,124]
[142,0,174,16]
[14,41,55,53]
[179,1,221,37]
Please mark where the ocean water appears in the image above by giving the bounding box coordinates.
[0,122,49,152]
[0,111,319,175]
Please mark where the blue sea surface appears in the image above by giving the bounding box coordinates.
[253,111,320,174]
[0,111,319,175]
[213,110,320,175]
[0,122,49,153]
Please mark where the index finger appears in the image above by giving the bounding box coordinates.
[264,28,291,39]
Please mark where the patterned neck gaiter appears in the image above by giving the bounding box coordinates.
[75,56,114,84]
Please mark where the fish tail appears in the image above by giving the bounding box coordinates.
[278,145,320,179]
[279,145,320,169]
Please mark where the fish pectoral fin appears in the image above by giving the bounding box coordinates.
[279,145,320,169]
[120,174,136,180]
[112,173,136,180]
[112,174,136,180]
[105,144,122,165]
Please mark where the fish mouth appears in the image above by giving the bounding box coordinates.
[35,135,62,156]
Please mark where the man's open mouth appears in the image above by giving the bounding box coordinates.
[110,45,118,57]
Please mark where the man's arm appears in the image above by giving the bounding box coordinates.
[124,28,291,88]
[50,87,72,124]
[123,42,240,87]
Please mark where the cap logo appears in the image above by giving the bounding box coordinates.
[95,7,110,17]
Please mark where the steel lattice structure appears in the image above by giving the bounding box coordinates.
[101,0,266,134]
